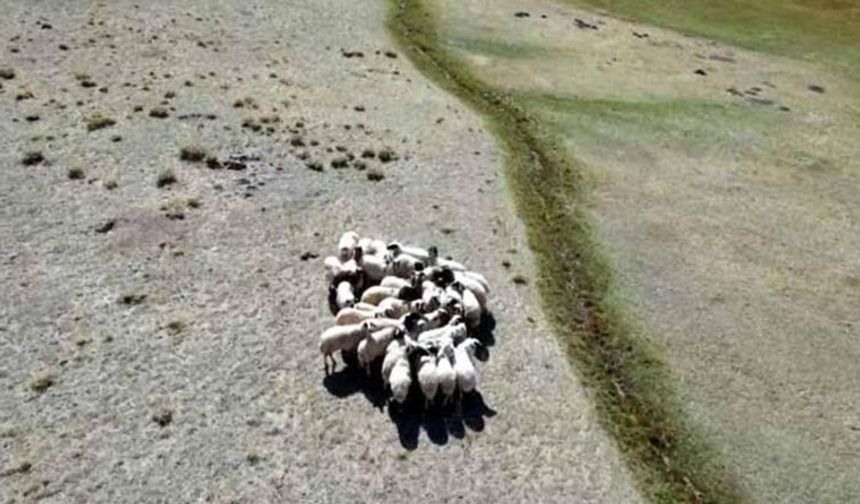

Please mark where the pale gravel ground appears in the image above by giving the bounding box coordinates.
[0,1,643,502]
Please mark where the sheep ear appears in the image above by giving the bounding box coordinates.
[353,246,363,261]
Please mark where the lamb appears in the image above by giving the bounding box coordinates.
[319,321,371,373]
[454,338,481,394]
[338,231,360,261]
[416,353,439,407]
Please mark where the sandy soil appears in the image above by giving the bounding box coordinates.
[432,0,860,502]
[0,1,643,502]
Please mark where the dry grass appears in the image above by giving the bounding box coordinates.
[85,113,116,131]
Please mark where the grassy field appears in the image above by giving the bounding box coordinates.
[567,0,860,76]
[390,0,860,502]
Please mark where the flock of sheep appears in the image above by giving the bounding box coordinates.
[320,232,491,408]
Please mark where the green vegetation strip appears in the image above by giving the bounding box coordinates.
[386,2,747,503]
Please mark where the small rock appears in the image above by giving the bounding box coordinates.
[807,84,825,94]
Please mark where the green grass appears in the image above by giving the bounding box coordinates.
[387,1,747,503]
[520,93,781,159]
[565,0,860,76]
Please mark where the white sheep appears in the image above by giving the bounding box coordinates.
[417,318,467,346]
[385,252,424,278]
[428,246,466,271]
[335,306,374,326]
[358,237,387,256]
[459,285,482,329]
[382,338,407,383]
[387,241,431,262]
[319,321,370,373]
[421,280,444,311]
[354,302,377,312]
[358,326,398,369]
[360,285,400,305]
[375,297,409,319]
[454,338,481,394]
[389,355,412,404]
[435,344,457,403]
[454,272,488,309]
[357,252,386,283]
[338,231,360,261]
[416,353,438,407]
[423,308,452,330]
[335,280,356,310]
[380,276,411,290]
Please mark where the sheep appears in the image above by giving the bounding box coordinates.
[423,308,452,330]
[335,306,375,326]
[435,344,457,403]
[460,270,490,293]
[389,355,412,404]
[458,284,482,329]
[338,231,360,261]
[360,285,400,305]
[358,326,399,369]
[454,272,488,309]
[427,246,466,271]
[421,280,444,311]
[319,321,371,373]
[416,353,439,407]
[387,241,431,262]
[358,237,387,256]
[381,338,407,384]
[385,252,424,278]
[417,318,467,346]
[354,302,377,311]
[375,297,409,319]
[357,251,387,283]
[454,338,481,394]
[380,275,411,290]
[334,280,356,310]
[324,255,360,283]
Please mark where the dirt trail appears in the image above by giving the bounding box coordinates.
[0,1,643,502]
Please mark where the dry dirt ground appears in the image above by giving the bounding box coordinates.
[433,0,860,502]
[0,1,643,502]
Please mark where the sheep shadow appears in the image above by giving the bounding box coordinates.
[387,388,497,450]
[322,312,499,448]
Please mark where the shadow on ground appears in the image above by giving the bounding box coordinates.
[323,313,498,448]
